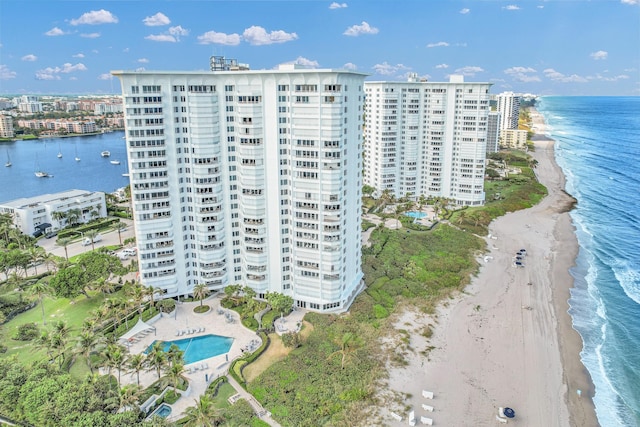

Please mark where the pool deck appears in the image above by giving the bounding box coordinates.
[109,295,265,421]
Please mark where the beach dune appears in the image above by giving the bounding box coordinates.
[384,110,599,427]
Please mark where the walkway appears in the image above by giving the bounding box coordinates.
[226,375,283,427]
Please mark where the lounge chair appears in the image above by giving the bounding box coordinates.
[499,407,506,418]
[496,415,507,424]
[421,404,433,412]
[420,416,433,425]
[422,390,434,399]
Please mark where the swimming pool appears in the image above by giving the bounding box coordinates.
[150,403,172,419]
[405,211,427,219]
[145,334,233,364]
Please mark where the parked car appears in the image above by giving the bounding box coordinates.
[82,234,103,246]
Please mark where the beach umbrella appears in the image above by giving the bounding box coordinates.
[504,407,515,418]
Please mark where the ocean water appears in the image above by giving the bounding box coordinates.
[0,131,130,203]
[537,97,640,427]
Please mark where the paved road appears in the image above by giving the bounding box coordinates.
[37,218,136,260]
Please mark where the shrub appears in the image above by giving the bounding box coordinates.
[281,332,301,349]
[13,322,39,341]
[193,305,210,314]
[373,304,389,319]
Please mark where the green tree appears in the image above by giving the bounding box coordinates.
[66,208,82,226]
[115,221,127,245]
[85,230,99,251]
[29,281,52,325]
[27,246,45,275]
[266,292,294,318]
[49,265,89,298]
[118,383,143,412]
[328,332,362,369]
[145,341,167,380]
[103,344,126,388]
[126,353,146,386]
[75,331,104,374]
[192,283,210,307]
[56,237,72,261]
[182,394,221,427]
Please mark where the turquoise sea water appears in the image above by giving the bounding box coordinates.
[538,97,640,427]
[0,131,129,203]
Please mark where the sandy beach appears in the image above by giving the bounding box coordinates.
[383,109,600,426]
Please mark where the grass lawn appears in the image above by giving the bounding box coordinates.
[212,382,237,409]
[1,290,109,365]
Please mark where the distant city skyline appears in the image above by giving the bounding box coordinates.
[0,0,638,96]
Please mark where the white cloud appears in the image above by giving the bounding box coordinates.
[291,56,319,68]
[243,26,298,45]
[454,66,484,76]
[197,31,241,46]
[343,62,358,70]
[35,62,88,80]
[168,25,189,39]
[504,66,541,82]
[137,58,149,63]
[81,33,100,39]
[503,5,520,10]
[0,65,17,80]
[21,54,37,62]
[329,2,348,9]
[590,50,608,60]
[143,12,171,26]
[343,21,379,36]
[73,53,85,58]
[595,73,629,82]
[372,62,410,76]
[70,9,118,25]
[435,63,449,69]
[145,34,177,43]
[621,0,638,4]
[97,73,113,80]
[45,27,66,36]
[460,8,470,14]
[427,41,449,48]
[543,68,588,83]
[537,5,544,8]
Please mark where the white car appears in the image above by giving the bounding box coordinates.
[81,234,103,246]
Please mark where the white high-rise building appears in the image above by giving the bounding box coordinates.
[112,64,366,313]
[496,91,521,130]
[364,75,492,206]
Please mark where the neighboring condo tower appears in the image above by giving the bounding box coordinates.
[363,74,492,206]
[112,63,366,313]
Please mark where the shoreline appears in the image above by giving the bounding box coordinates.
[383,107,599,426]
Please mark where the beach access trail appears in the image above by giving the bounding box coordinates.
[384,110,599,427]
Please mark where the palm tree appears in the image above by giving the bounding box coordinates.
[145,341,167,380]
[56,237,72,261]
[118,383,143,412]
[192,283,210,307]
[182,395,221,427]
[126,353,146,386]
[51,210,67,229]
[75,330,104,374]
[162,362,187,393]
[29,281,51,325]
[0,212,14,242]
[115,221,127,245]
[66,208,82,226]
[166,343,184,368]
[143,285,163,309]
[85,230,99,251]
[27,247,45,275]
[103,344,126,387]
[328,332,362,369]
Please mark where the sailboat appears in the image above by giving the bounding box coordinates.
[4,150,11,167]
[57,142,62,159]
[74,144,81,162]
[34,154,51,178]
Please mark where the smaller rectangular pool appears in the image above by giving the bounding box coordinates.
[145,334,233,364]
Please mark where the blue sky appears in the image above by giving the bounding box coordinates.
[0,0,638,96]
